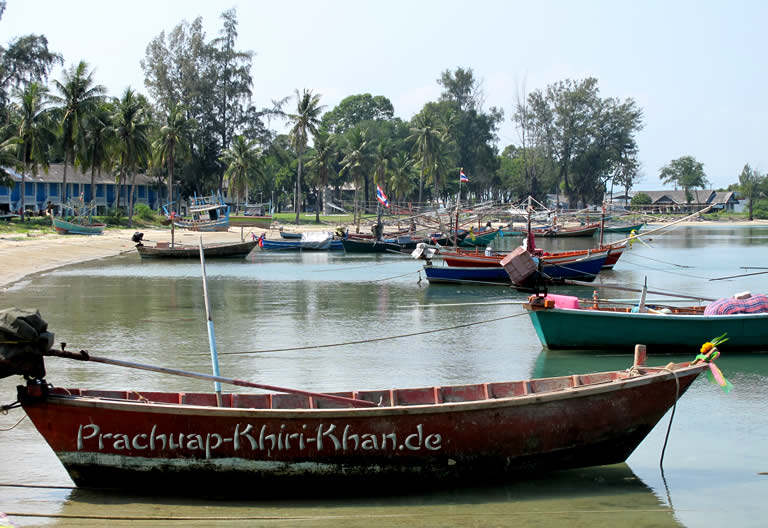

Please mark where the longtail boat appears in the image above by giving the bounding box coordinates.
[135,239,258,259]
[526,223,600,238]
[439,244,625,271]
[423,252,606,285]
[260,231,340,251]
[1,308,723,493]
[524,293,768,351]
[603,222,645,234]
[15,357,709,491]
[459,228,501,247]
[52,217,106,235]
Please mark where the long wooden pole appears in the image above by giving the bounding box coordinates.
[199,237,222,407]
[610,203,716,245]
[45,349,377,408]
[563,279,716,302]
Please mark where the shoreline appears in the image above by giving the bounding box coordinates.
[2,220,767,290]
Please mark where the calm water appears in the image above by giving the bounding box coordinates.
[1,225,767,527]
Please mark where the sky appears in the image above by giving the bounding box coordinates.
[3,0,767,191]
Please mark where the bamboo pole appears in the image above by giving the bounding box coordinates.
[610,203,717,245]
[199,237,222,407]
[45,349,377,408]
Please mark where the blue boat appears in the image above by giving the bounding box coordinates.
[424,253,607,285]
[260,231,342,251]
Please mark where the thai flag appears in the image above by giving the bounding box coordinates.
[460,169,468,183]
[376,184,390,208]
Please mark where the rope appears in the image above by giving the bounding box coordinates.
[0,413,25,431]
[217,312,528,356]
[640,366,681,469]
[310,261,403,272]
[365,269,422,283]
[622,252,693,269]
[619,257,713,281]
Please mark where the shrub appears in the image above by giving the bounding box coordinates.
[631,192,652,206]
[133,203,155,221]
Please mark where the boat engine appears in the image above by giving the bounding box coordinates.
[132,231,144,246]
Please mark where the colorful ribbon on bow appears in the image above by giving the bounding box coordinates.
[695,333,733,393]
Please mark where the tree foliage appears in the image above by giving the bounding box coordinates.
[659,155,709,203]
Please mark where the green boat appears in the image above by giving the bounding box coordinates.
[459,228,501,247]
[524,302,768,352]
[52,217,106,235]
[602,222,645,234]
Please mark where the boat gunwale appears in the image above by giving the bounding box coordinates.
[33,362,704,419]
[526,305,768,320]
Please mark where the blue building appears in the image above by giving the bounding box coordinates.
[1,164,170,215]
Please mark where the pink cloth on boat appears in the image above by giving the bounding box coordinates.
[703,294,768,315]
[545,294,580,309]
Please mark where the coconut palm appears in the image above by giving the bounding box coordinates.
[286,89,324,224]
[305,131,337,224]
[339,127,369,229]
[50,61,106,203]
[407,111,444,206]
[0,134,21,189]
[154,103,194,214]
[112,88,151,222]
[14,82,54,220]
[221,135,261,211]
[388,151,416,202]
[80,102,114,207]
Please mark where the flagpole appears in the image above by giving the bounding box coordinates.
[455,168,462,248]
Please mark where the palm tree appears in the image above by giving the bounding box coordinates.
[50,61,106,204]
[14,82,54,220]
[407,111,443,206]
[154,103,194,214]
[286,89,324,224]
[388,152,416,202]
[221,135,261,211]
[81,102,114,208]
[339,127,369,229]
[0,134,21,189]
[305,131,337,224]
[113,88,151,222]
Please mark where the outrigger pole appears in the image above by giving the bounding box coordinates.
[199,237,223,407]
[45,347,377,408]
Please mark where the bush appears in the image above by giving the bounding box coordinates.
[631,192,652,206]
[105,208,124,226]
[133,203,156,221]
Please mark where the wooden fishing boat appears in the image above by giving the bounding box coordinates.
[524,294,768,351]
[16,357,710,491]
[341,234,456,254]
[260,231,340,251]
[602,222,645,234]
[135,240,258,259]
[527,223,600,238]
[423,252,606,285]
[459,228,501,247]
[52,217,106,235]
[229,206,273,229]
[440,245,625,271]
[173,195,230,232]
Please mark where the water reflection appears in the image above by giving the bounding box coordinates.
[11,464,682,528]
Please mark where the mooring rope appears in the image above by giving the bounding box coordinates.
[0,413,25,431]
[365,269,422,283]
[216,311,528,356]
[619,257,713,281]
[622,252,693,269]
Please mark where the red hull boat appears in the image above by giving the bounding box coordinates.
[19,360,705,492]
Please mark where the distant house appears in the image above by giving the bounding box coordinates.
[0,164,170,215]
[608,189,740,213]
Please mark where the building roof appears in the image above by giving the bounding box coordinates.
[3,164,158,186]
[632,189,715,204]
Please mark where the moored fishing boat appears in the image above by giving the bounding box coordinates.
[524,292,768,351]
[171,195,230,232]
[259,231,340,251]
[11,350,713,492]
[134,239,258,259]
[52,217,106,235]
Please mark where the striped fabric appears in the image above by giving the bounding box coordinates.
[704,294,768,315]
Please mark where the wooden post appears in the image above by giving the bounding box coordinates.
[634,344,647,367]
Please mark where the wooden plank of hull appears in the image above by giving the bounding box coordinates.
[526,306,768,351]
[20,365,702,491]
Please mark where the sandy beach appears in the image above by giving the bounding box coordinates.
[1,219,766,290]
